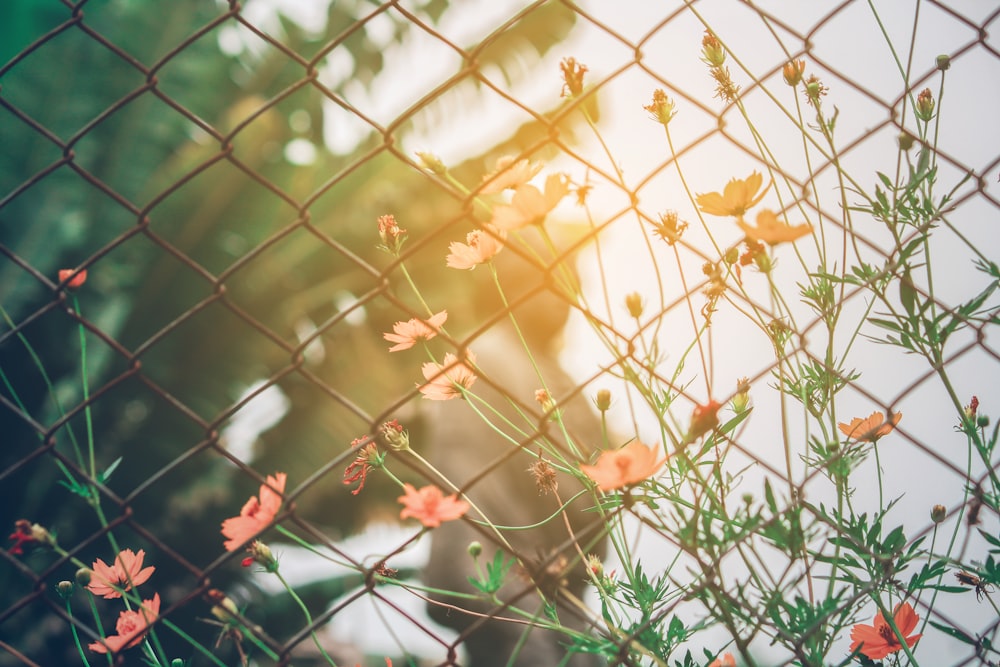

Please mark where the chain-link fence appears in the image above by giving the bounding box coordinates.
[2,1,999,666]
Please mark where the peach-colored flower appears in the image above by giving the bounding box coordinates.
[58,268,87,288]
[838,411,902,443]
[783,59,806,86]
[89,593,160,654]
[419,352,477,400]
[383,310,447,352]
[849,602,922,660]
[221,472,286,551]
[86,548,155,599]
[709,653,736,667]
[480,156,544,194]
[491,173,570,230]
[446,226,506,270]
[398,483,469,527]
[696,172,769,218]
[580,440,665,491]
[737,209,812,245]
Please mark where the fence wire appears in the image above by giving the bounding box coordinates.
[2,1,999,666]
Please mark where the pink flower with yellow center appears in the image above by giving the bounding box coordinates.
[383,310,448,352]
[221,473,286,551]
[397,484,469,527]
[446,226,506,270]
[418,352,477,400]
[86,548,155,599]
[579,440,665,491]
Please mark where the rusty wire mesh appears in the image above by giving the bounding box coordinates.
[2,1,1000,666]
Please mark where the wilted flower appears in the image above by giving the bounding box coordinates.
[560,57,587,98]
[379,419,410,451]
[343,438,382,495]
[580,440,665,491]
[383,310,448,352]
[696,172,769,218]
[89,594,160,654]
[737,209,813,246]
[650,210,687,244]
[491,174,570,231]
[915,88,935,121]
[86,549,155,599]
[221,473,286,551]
[783,59,806,86]
[804,75,827,107]
[528,455,558,495]
[701,30,726,67]
[419,352,477,400]
[398,484,469,528]
[377,215,407,254]
[446,226,506,270]
[8,520,54,555]
[643,89,677,126]
[849,602,922,660]
[838,411,902,443]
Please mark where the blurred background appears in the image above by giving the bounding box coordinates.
[2,0,999,665]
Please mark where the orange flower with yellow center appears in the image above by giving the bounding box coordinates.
[838,410,902,443]
[737,209,812,245]
[696,172,770,218]
[580,440,665,491]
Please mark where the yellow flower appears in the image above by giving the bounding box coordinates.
[737,209,812,245]
[696,172,769,218]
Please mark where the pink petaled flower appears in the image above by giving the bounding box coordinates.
[398,483,469,528]
[446,226,506,270]
[221,472,286,552]
[419,352,477,400]
[709,653,736,667]
[89,593,160,654]
[491,173,570,231]
[580,440,665,491]
[383,310,447,352]
[479,156,543,194]
[58,268,87,288]
[86,548,155,599]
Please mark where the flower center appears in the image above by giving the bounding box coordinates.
[878,623,900,646]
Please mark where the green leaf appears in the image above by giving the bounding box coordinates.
[927,620,976,645]
[97,456,123,484]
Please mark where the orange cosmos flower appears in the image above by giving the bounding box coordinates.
[696,172,770,218]
[221,472,286,551]
[849,602,922,660]
[491,173,570,231]
[446,226,506,270]
[419,352,477,400]
[580,440,665,491]
[58,268,88,288]
[737,209,812,245]
[398,483,469,527]
[783,59,806,86]
[479,156,543,194]
[838,411,902,443]
[709,653,736,667]
[86,548,155,599]
[383,310,448,352]
[89,593,160,654]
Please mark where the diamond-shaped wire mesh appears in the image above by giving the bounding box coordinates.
[2,1,999,666]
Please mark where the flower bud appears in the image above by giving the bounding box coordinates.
[625,292,644,318]
[897,132,915,151]
[724,246,740,265]
[206,589,240,623]
[75,567,92,586]
[595,389,612,412]
[931,504,947,523]
[244,540,278,572]
[376,215,408,255]
[585,554,603,579]
[742,493,754,506]
[560,57,587,98]
[977,415,990,428]
[686,400,721,443]
[936,54,951,71]
[915,88,935,121]
[467,541,482,558]
[782,59,806,87]
[415,152,447,175]
[56,581,74,599]
[732,377,751,413]
[58,269,88,289]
